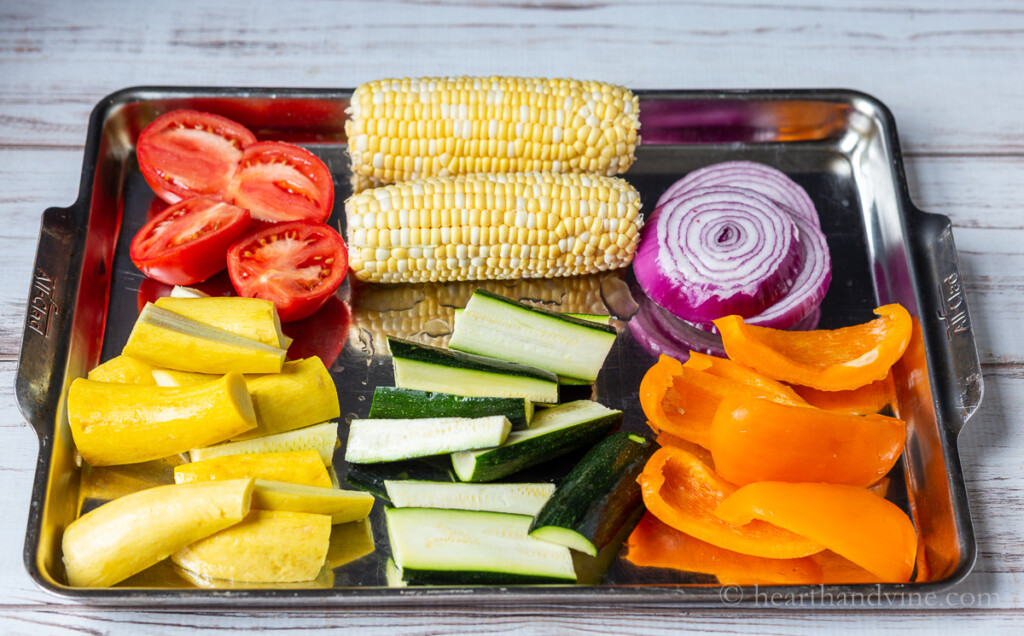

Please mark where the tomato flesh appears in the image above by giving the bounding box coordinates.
[131,196,252,285]
[136,110,257,204]
[228,220,348,322]
[227,141,335,223]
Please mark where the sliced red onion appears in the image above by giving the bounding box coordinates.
[633,186,803,323]
[656,161,819,229]
[744,211,830,328]
[682,210,831,331]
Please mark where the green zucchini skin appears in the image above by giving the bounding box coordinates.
[452,401,622,483]
[529,432,656,556]
[344,457,455,502]
[369,386,533,430]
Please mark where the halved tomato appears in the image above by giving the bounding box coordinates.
[226,141,335,223]
[227,221,348,322]
[225,141,333,223]
[136,110,257,204]
[130,196,252,285]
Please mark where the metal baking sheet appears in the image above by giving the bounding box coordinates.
[16,87,982,606]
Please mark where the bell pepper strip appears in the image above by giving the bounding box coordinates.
[713,482,918,582]
[714,304,913,391]
[640,357,808,448]
[685,351,807,406]
[639,446,824,559]
[638,355,684,435]
[792,371,895,416]
[708,395,906,487]
[655,431,715,469]
[626,512,823,585]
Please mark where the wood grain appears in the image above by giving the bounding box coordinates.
[2,0,1024,632]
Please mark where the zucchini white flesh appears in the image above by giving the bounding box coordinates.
[449,289,617,382]
[369,386,533,430]
[385,507,577,585]
[389,337,559,404]
[345,416,511,464]
[451,400,622,483]
[529,432,655,556]
[385,558,407,587]
[383,481,555,516]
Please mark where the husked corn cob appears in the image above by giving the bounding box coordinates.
[345,172,643,284]
[345,77,640,191]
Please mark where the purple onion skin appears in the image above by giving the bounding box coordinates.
[656,160,819,229]
[634,186,803,324]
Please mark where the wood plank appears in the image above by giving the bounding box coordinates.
[1,1,1024,153]
[0,607,1023,633]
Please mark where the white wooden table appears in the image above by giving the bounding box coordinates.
[2,1,1020,632]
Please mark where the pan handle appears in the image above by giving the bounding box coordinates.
[16,202,88,442]
[907,206,983,436]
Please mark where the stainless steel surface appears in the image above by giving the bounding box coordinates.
[16,87,981,605]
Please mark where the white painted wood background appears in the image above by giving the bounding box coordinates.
[2,0,1022,633]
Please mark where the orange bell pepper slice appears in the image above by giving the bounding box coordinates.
[714,304,912,391]
[638,355,684,435]
[639,446,824,559]
[655,431,715,468]
[639,355,806,448]
[684,351,807,406]
[626,512,822,585]
[792,371,896,415]
[708,395,906,487]
[713,482,918,582]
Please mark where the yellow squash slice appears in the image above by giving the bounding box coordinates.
[174,450,332,488]
[172,510,332,583]
[154,296,290,350]
[62,478,254,587]
[189,421,338,466]
[123,303,286,375]
[67,373,256,466]
[87,355,158,385]
[251,479,374,524]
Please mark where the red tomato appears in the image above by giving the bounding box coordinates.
[136,110,257,204]
[131,196,252,285]
[226,141,335,223]
[227,220,348,322]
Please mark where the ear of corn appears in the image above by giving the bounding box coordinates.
[345,76,640,191]
[345,172,642,284]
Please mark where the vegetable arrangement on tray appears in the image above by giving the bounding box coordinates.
[61,75,927,590]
